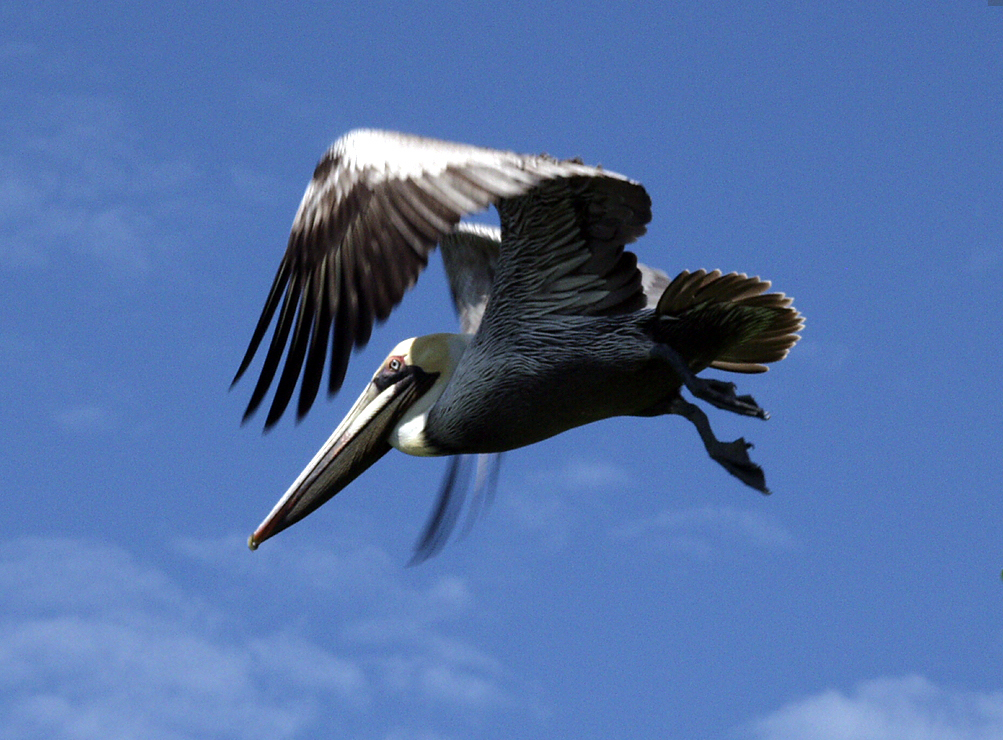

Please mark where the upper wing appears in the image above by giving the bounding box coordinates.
[233,129,623,428]
[440,224,669,332]
[475,172,652,336]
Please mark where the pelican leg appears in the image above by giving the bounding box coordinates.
[651,344,769,420]
[669,397,770,494]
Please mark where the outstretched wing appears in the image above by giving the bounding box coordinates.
[233,129,629,428]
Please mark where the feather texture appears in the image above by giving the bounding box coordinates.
[656,269,804,373]
[234,129,648,427]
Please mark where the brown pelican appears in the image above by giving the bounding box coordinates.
[234,129,803,559]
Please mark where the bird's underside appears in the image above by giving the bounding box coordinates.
[233,129,804,560]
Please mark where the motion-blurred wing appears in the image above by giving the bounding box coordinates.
[420,223,504,560]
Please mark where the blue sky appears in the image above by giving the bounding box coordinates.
[2,2,1001,738]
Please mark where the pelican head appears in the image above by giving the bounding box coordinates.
[248,333,469,550]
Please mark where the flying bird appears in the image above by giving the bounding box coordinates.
[233,129,803,559]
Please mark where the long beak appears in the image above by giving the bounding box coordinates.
[248,368,435,550]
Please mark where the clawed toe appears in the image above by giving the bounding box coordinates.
[702,382,769,420]
[651,344,770,419]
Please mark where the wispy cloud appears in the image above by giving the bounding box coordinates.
[1,536,534,740]
[180,536,538,713]
[52,404,116,434]
[0,91,201,275]
[502,457,636,551]
[610,505,796,558]
[0,538,329,739]
[741,675,1003,740]
[524,458,635,492]
[503,487,577,551]
[371,635,510,710]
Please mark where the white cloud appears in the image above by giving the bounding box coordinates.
[363,631,511,710]
[52,404,116,434]
[1,616,309,739]
[174,535,532,712]
[248,634,368,701]
[0,538,195,620]
[420,663,502,706]
[0,535,531,740]
[743,675,1003,740]
[610,505,796,557]
[503,487,576,551]
[524,458,634,492]
[0,538,358,740]
[172,535,477,630]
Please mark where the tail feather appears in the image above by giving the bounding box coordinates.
[656,269,804,374]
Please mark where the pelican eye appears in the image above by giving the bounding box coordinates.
[374,355,409,391]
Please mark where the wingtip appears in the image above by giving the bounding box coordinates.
[264,405,283,431]
[406,549,433,568]
[295,405,310,425]
[239,402,279,434]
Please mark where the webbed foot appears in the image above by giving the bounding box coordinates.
[705,437,768,494]
[669,397,771,494]
[652,344,769,420]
